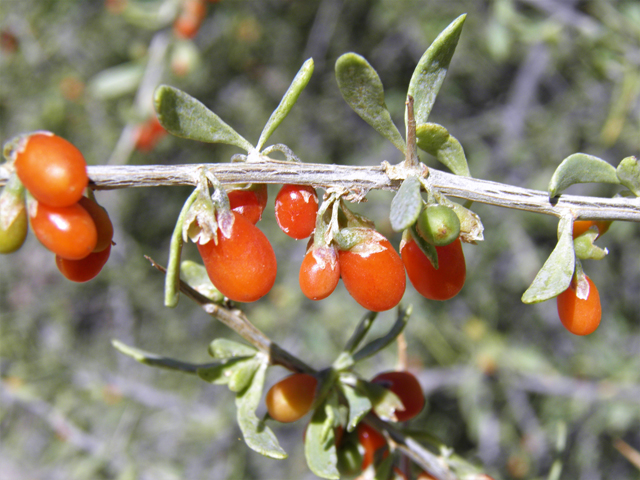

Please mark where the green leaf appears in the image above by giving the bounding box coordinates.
[617,156,640,196]
[256,58,314,151]
[340,383,372,432]
[208,338,257,360]
[165,190,199,308]
[122,0,177,30]
[359,381,404,422]
[373,452,395,480]
[196,357,253,385]
[112,340,211,374]
[343,311,378,355]
[574,231,608,261]
[335,53,405,153]
[352,306,411,363]
[304,402,340,479]
[390,175,423,231]
[522,216,575,304]
[415,123,471,176]
[87,62,145,100]
[229,359,260,393]
[236,362,287,459]
[548,153,620,197]
[180,260,224,303]
[442,199,484,244]
[154,85,254,151]
[409,224,439,269]
[406,14,467,125]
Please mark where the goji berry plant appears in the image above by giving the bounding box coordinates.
[1,2,640,480]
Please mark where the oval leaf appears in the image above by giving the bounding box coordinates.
[548,153,620,197]
[304,402,340,479]
[359,381,404,422]
[522,216,575,304]
[88,62,145,100]
[256,58,314,151]
[236,362,287,459]
[339,383,372,432]
[154,85,254,151]
[208,338,257,360]
[229,358,260,393]
[416,123,470,176]
[574,232,608,261]
[406,14,467,125]
[390,175,422,231]
[180,260,224,303]
[335,53,405,153]
[196,357,252,385]
[617,156,640,196]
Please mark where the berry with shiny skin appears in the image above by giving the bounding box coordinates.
[275,184,318,239]
[266,373,317,423]
[299,244,340,300]
[557,275,601,335]
[371,371,425,422]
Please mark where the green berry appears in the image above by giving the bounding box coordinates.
[416,205,460,246]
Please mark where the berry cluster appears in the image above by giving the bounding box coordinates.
[3,132,114,282]
[265,370,429,478]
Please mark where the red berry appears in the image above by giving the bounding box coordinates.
[56,244,111,282]
[78,196,113,252]
[572,220,611,238]
[197,211,277,302]
[228,184,268,225]
[134,117,167,152]
[30,201,97,260]
[299,244,340,300]
[14,133,88,207]
[338,230,406,312]
[401,237,466,301]
[173,0,207,39]
[557,275,601,335]
[275,184,318,239]
[371,371,425,422]
[357,423,387,470]
[266,373,317,423]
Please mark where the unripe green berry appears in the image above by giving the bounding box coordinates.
[0,205,28,254]
[416,205,461,246]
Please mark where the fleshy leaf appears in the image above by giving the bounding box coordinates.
[359,381,404,422]
[340,382,372,432]
[87,62,145,100]
[390,175,423,231]
[548,153,620,197]
[236,362,287,459]
[335,53,405,153]
[406,14,467,125]
[196,357,254,385]
[574,231,608,261]
[343,311,378,355]
[352,306,411,363]
[180,260,224,303]
[112,340,210,374]
[256,59,314,151]
[617,156,640,196]
[304,402,340,479]
[154,85,254,151]
[208,338,257,360]
[416,123,471,176]
[522,216,575,304]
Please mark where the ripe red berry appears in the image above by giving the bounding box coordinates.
[338,230,406,312]
[228,184,268,225]
[357,423,387,470]
[197,211,277,302]
[572,220,611,238]
[30,201,97,260]
[266,373,317,423]
[134,117,167,152]
[275,184,318,239]
[401,237,466,301]
[557,275,601,335]
[299,244,340,301]
[14,133,88,207]
[78,196,113,252]
[371,371,425,422]
[173,0,207,39]
[56,244,111,282]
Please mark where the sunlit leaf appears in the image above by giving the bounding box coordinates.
[343,311,378,355]
[256,58,314,151]
[617,156,640,196]
[154,85,254,151]
[229,358,260,393]
[352,306,411,362]
[359,381,404,422]
[87,62,145,100]
[446,201,484,243]
[197,357,254,385]
[390,175,422,231]
[236,362,287,459]
[335,53,405,153]
[548,153,619,197]
[180,260,224,303]
[406,14,467,125]
[340,382,372,432]
[122,0,177,29]
[112,340,210,374]
[304,402,340,479]
[574,231,608,261]
[522,216,575,304]
[416,123,470,176]
[208,338,257,360]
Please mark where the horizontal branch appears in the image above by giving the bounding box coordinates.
[2,161,639,221]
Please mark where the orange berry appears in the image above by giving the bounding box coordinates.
[266,373,317,423]
[557,275,601,335]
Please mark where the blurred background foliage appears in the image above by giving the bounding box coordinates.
[1,0,639,479]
